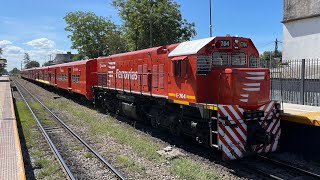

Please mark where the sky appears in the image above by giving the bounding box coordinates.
[0,0,283,71]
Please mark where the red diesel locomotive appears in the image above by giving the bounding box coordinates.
[21,36,281,160]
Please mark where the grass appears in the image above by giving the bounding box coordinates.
[171,158,219,180]
[116,155,146,174]
[15,100,65,179]
[45,99,220,179]
[46,100,163,162]
[84,152,94,159]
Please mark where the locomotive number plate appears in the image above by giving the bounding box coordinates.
[220,40,230,47]
[240,41,248,48]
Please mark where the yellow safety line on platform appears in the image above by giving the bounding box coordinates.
[280,112,320,127]
[11,83,26,180]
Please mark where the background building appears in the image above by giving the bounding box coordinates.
[282,0,320,60]
[53,52,73,64]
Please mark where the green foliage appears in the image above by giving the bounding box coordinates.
[23,53,31,65]
[260,50,282,61]
[10,67,20,74]
[112,0,196,50]
[72,53,84,61]
[25,60,40,69]
[64,11,126,58]
[42,61,52,67]
[0,49,5,75]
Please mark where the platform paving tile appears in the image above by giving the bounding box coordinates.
[0,76,25,180]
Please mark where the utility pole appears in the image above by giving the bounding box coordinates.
[209,0,213,37]
[274,38,278,59]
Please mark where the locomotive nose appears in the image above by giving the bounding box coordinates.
[231,68,270,110]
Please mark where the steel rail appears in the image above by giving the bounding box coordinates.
[258,155,320,179]
[15,79,126,180]
[12,80,76,180]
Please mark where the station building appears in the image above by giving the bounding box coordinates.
[282,0,320,60]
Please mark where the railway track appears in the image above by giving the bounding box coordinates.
[15,77,320,180]
[240,155,320,180]
[13,79,126,180]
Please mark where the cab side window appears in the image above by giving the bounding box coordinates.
[172,60,188,78]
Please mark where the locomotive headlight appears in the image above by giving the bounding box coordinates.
[234,39,239,44]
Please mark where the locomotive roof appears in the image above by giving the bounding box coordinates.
[168,37,215,57]
[98,46,162,60]
[50,59,93,68]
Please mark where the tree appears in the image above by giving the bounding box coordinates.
[0,49,5,75]
[112,0,196,50]
[25,61,40,69]
[42,61,52,67]
[260,51,282,61]
[72,53,85,61]
[64,11,126,58]
[10,67,20,75]
[23,53,31,66]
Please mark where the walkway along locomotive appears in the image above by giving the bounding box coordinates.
[21,36,281,160]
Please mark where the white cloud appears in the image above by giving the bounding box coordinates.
[2,38,75,71]
[26,38,55,49]
[0,40,13,47]
[4,45,24,54]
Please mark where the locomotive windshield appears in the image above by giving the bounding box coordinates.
[212,52,247,67]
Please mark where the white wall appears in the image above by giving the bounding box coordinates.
[283,16,320,60]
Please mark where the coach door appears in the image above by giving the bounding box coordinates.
[68,68,72,88]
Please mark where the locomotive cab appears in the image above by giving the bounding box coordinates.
[168,36,281,160]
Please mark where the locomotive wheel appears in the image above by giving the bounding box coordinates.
[150,117,159,128]
[170,122,181,136]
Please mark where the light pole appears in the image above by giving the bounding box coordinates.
[149,0,155,47]
[209,0,213,37]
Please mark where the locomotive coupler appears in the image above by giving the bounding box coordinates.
[246,120,274,146]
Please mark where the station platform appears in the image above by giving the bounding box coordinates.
[279,102,320,160]
[0,76,25,180]
[280,103,320,126]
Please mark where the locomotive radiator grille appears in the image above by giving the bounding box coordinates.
[196,55,212,74]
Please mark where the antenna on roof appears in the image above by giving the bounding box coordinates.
[209,0,213,37]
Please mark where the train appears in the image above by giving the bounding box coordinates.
[21,36,281,160]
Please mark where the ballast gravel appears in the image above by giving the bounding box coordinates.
[17,78,319,179]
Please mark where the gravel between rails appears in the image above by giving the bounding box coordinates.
[12,84,66,179]
[17,77,320,179]
[15,80,119,179]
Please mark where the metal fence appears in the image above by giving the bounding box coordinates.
[261,59,320,106]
